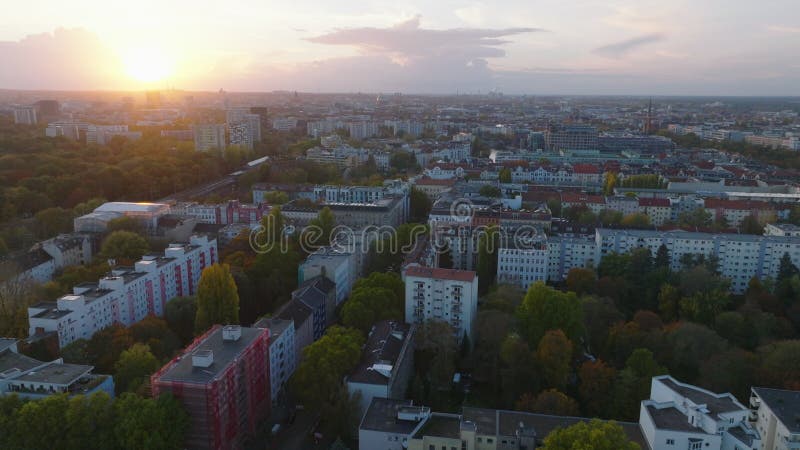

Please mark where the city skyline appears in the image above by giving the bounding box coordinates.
[1,0,799,95]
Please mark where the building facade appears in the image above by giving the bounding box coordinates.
[403,266,478,343]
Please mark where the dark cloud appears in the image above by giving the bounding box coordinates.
[0,28,122,90]
[593,33,665,58]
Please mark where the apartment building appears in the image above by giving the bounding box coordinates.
[28,235,217,348]
[640,376,760,450]
[13,106,37,125]
[346,321,415,416]
[254,317,296,405]
[496,234,598,290]
[595,228,800,293]
[749,387,800,450]
[403,265,478,343]
[193,124,226,152]
[151,325,270,450]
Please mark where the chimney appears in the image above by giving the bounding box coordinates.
[222,325,242,342]
[191,350,213,368]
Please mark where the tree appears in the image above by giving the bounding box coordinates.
[263,191,289,205]
[164,296,197,345]
[536,329,573,390]
[476,225,500,294]
[65,392,116,450]
[415,320,459,390]
[479,184,501,198]
[603,172,618,195]
[291,326,365,407]
[739,215,763,234]
[517,282,584,347]
[679,289,730,326]
[128,315,181,360]
[100,230,149,263]
[566,268,596,296]
[499,167,512,183]
[472,310,513,385]
[34,207,73,238]
[105,216,145,235]
[579,360,617,418]
[194,264,240,333]
[581,296,624,353]
[654,244,670,270]
[665,322,728,381]
[409,187,432,222]
[305,206,336,248]
[758,340,800,389]
[500,333,539,407]
[114,393,190,450]
[620,213,650,229]
[542,419,640,450]
[678,207,712,228]
[613,349,667,420]
[114,343,160,394]
[516,389,579,416]
[777,252,799,282]
[341,287,401,333]
[482,283,526,313]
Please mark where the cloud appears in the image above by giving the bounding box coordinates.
[767,25,800,34]
[593,33,665,58]
[306,15,542,61]
[0,28,123,90]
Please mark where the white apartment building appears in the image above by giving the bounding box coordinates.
[299,249,355,306]
[13,106,37,125]
[764,223,800,237]
[640,375,760,450]
[348,121,379,140]
[749,387,800,450]
[193,123,226,152]
[28,235,217,348]
[595,229,800,293]
[254,317,296,405]
[86,125,142,145]
[403,265,478,343]
[272,117,297,131]
[496,234,598,291]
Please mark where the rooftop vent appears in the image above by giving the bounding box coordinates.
[223,325,242,342]
[191,350,213,368]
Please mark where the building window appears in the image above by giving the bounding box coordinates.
[666,439,674,445]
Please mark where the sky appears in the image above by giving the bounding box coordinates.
[1,0,799,95]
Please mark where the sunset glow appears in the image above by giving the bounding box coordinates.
[123,48,173,83]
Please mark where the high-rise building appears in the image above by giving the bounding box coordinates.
[544,124,599,151]
[151,325,270,450]
[403,266,478,343]
[193,124,226,152]
[13,106,37,125]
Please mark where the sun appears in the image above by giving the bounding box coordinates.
[123,48,173,83]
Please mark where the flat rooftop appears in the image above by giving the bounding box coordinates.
[645,404,703,433]
[413,414,461,440]
[13,362,93,385]
[659,377,742,416]
[0,349,42,374]
[154,326,266,385]
[753,387,800,433]
[360,398,420,434]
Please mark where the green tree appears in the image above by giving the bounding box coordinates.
[415,320,459,390]
[566,268,596,295]
[114,343,161,394]
[100,230,149,262]
[409,187,432,222]
[164,296,197,345]
[579,360,617,418]
[517,282,584,347]
[654,244,670,269]
[114,393,190,450]
[341,287,401,333]
[542,419,640,450]
[479,184,502,198]
[105,216,145,235]
[264,191,289,205]
[678,207,712,228]
[537,329,573,390]
[740,215,763,234]
[613,349,667,420]
[476,225,500,294]
[65,392,116,450]
[194,264,240,333]
[34,207,74,238]
[291,326,365,407]
[499,167,512,183]
[305,206,336,247]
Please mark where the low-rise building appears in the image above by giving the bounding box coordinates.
[640,375,760,450]
[0,340,114,399]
